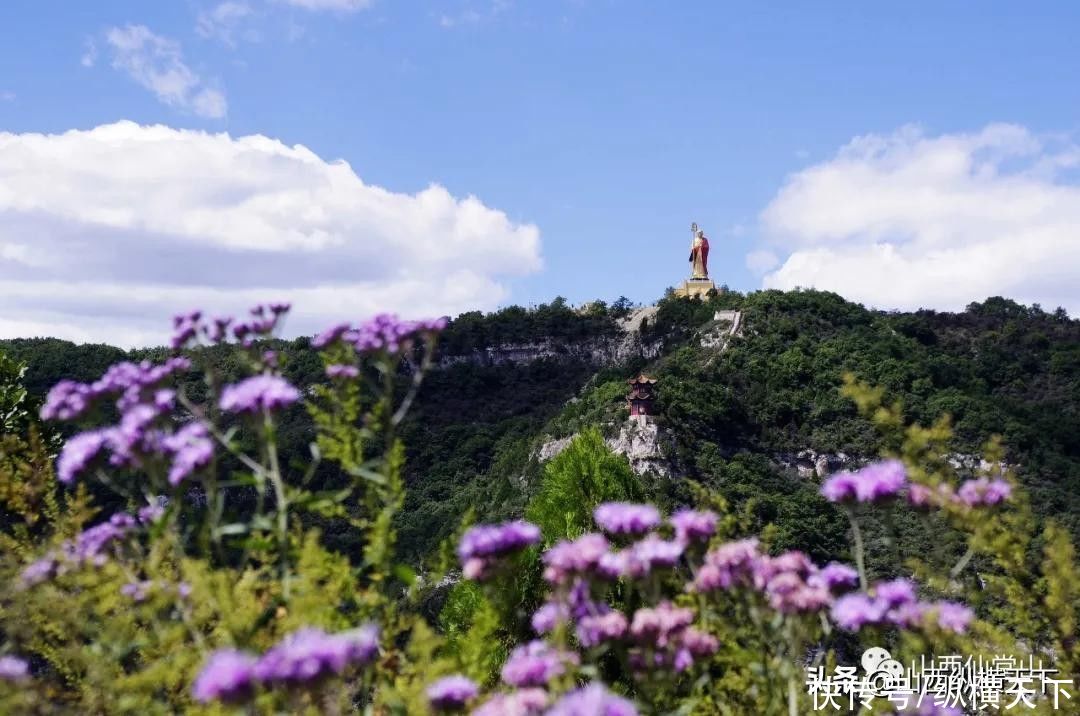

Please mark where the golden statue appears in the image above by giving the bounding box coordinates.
[689,222,710,280]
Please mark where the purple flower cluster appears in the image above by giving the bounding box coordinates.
[161,423,214,485]
[472,688,548,716]
[576,611,629,647]
[325,364,360,379]
[542,533,610,584]
[531,601,570,634]
[909,478,1012,510]
[45,356,218,486]
[457,520,541,579]
[623,602,719,672]
[670,508,718,543]
[822,460,908,504]
[41,357,190,423]
[691,539,856,615]
[192,649,258,703]
[253,625,380,684]
[830,579,973,634]
[192,624,379,703]
[219,374,301,414]
[546,684,638,716]
[0,656,29,683]
[500,641,578,688]
[594,502,660,536]
[628,601,694,647]
[172,303,291,350]
[426,674,479,711]
[597,534,684,580]
[120,580,154,602]
[312,313,448,353]
[21,510,142,586]
[956,478,1012,507]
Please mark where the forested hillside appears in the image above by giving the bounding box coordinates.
[4,290,1080,713]
[3,289,1078,564]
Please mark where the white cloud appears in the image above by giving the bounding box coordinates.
[279,0,373,11]
[196,2,257,47]
[758,123,1080,314]
[0,92,14,102]
[0,122,542,346]
[105,25,227,119]
[745,249,778,275]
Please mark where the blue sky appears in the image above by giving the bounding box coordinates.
[3,1,1080,344]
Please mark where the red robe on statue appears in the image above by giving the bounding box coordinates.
[689,236,710,277]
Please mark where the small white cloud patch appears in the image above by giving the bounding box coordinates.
[105,25,227,119]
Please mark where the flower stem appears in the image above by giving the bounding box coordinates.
[846,507,869,591]
[263,407,290,599]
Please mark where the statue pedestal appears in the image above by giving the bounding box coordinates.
[673,278,716,299]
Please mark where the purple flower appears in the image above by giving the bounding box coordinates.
[874,578,917,607]
[622,534,684,577]
[326,364,360,379]
[57,512,136,568]
[593,502,661,536]
[121,580,153,602]
[458,521,541,561]
[546,684,638,716]
[138,498,167,524]
[813,562,860,591]
[0,656,29,682]
[680,627,719,657]
[821,471,858,502]
[219,375,301,414]
[40,380,93,421]
[690,538,760,592]
[831,579,973,635]
[931,601,974,634]
[908,483,932,507]
[957,478,1012,507]
[192,649,258,703]
[670,509,718,543]
[20,556,56,587]
[56,430,108,484]
[350,314,447,354]
[830,593,887,630]
[473,688,548,716]
[531,601,569,634]
[628,602,694,647]
[313,322,353,349]
[253,625,379,684]
[822,460,907,504]
[542,533,609,584]
[426,674,479,710]
[576,611,628,647]
[162,422,214,485]
[501,641,577,688]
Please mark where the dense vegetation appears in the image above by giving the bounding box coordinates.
[0,294,1077,714]
[4,289,1079,561]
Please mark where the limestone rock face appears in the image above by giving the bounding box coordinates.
[777,449,854,479]
[537,435,574,462]
[605,419,671,477]
[437,306,663,369]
